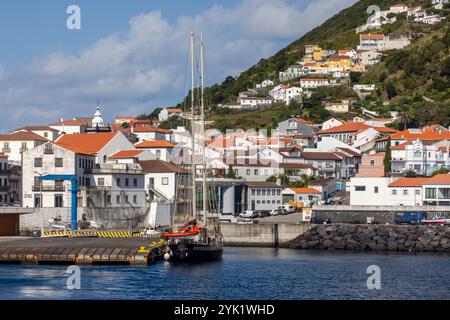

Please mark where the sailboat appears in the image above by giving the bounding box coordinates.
[163,32,224,262]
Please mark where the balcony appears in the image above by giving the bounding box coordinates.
[0,186,10,192]
[32,185,66,192]
[44,148,54,155]
[1,148,11,153]
[19,148,28,153]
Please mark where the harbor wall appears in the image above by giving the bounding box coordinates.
[313,205,450,224]
[221,223,313,247]
[284,224,450,252]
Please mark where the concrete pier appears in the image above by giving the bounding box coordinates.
[0,237,166,266]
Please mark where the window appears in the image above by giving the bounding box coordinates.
[370,160,375,166]
[254,169,258,176]
[355,186,366,191]
[55,158,63,168]
[425,188,436,199]
[415,189,420,195]
[125,195,129,203]
[133,178,138,187]
[116,195,121,204]
[374,186,379,193]
[392,189,397,195]
[403,189,408,196]
[85,178,91,187]
[34,158,43,168]
[262,189,266,196]
[125,178,130,187]
[257,189,261,196]
[246,169,250,175]
[277,189,281,196]
[98,178,105,186]
[251,189,255,196]
[162,177,169,185]
[133,195,138,204]
[107,195,112,204]
[116,178,121,187]
[156,150,162,159]
[34,194,41,208]
[55,194,63,208]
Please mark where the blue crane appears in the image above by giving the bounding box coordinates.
[39,174,79,231]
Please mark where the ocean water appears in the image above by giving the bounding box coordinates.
[1,247,449,300]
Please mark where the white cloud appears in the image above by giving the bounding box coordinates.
[0,0,357,130]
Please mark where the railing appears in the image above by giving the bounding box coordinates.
[44,149,54,155]
[1,148,10,153]
[19,148,28,153]
[32,185,66,192]
[0,186,10,192]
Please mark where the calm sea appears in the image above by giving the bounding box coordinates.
[1,247,449,300]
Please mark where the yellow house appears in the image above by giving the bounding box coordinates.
[326,55,352,68]
[304,44,325,61]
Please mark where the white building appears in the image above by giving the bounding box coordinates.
[279,65,305,81]
[134,140,176,162]
[270,85,303,105]
[321,118,346,131]
[0,131,48,163]
[324,100,350,114]
[256,80,274,89]
[300,78,329,89]
[132,127,173,142]
[12,126,59,141]
[49,118,90,134]
[158,108,183,122]
[55,131,135,164]
[238,96,276,109]
[246,182,283,211]
[389,3,409,13]
[0,153,9,204]
[22,142,96,208]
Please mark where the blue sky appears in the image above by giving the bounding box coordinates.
[0,0,356,131]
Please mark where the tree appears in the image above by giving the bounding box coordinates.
[386,81,397,100]
[432,168,450,177]
[226,165,237,179]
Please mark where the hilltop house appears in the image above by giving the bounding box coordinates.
[158,108,183,122]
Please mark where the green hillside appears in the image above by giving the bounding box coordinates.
[166,0,449,130]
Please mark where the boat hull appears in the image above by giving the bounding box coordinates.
[168,242,223,262]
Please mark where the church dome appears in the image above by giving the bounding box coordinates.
[92,105,105,127]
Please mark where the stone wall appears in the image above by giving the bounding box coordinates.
[221,223,313,247]
[284,224,450,252]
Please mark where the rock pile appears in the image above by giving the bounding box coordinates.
[284,224,450,252]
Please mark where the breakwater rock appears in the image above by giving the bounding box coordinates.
[283,224,450,252]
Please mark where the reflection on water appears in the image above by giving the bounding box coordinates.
[1,248,450,300]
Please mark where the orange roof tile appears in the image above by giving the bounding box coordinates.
[423,174,450,185]
[360,34,385,40]
[55,132,117,155]
[109,150,144,159]
[290,188,321,194]
[390,141,412,150]
[0,131,49,142]
[389,129,450,141]
[0,152,7,158]
[319,122,397,134]
[135,140,176,148]
[388,177,429,187]
[49,119,90,126]
[167,108,182,113]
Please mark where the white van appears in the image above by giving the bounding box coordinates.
[237,218,253,224]
[282,204,296,213]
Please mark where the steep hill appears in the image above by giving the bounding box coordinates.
[167,0,449,130]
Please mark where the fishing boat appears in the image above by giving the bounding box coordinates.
[163,32,224,262]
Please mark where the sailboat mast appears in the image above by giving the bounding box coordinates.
[190,32,197,220]
[200,33,208,225]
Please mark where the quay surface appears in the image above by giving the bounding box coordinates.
[0,237,166,266]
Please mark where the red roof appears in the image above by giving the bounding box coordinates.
[293,118,314,125]
[319,122,397,134]
[390,141,412,150]
[423,174,450,185]
[391,3,408,7]
[109,150,144,159]
[135,140,176,148]
[166,108,182,113]
[0,131,48,142]
[290,188,321,194]
[55,132,117,155]
[389,129,450,141]
[388,177,429,188]
[360,34,385,40]
[0,152,7,158]
[49,119,90,126]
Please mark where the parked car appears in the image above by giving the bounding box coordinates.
[237,218,254,225]
[240,210,257,219]
[269,209,279,216]
[311,216,331,224]
[219,212,238,223]
[282,205,296,213]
